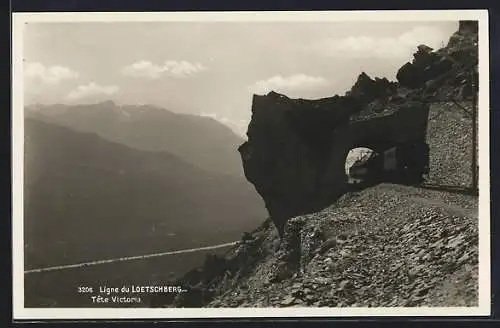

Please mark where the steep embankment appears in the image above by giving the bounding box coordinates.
[426,101,475,187]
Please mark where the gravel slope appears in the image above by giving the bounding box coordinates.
[205,184,478,308]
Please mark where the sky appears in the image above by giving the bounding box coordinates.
[23,21,458,136]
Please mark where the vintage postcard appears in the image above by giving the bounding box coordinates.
[12,10,490,319]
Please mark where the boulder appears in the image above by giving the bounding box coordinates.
[397,46,454,89]
[397,62,423,88]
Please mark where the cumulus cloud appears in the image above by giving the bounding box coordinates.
[310,26,448,60]
[66,82,119,102]
[24,62,79,84]
[121,60,207,79]
[251,74,331,96]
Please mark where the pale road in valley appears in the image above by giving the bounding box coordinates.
[24,241,238,274]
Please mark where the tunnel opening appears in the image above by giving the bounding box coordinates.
[343,140,430,189]
[344,147,377,185]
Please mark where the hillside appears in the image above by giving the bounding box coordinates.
[164,184,477,308]
[24,118,266,269]
[150,21,480,308]
[25,101,245,177]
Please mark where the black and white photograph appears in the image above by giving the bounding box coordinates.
[12,10,490,319]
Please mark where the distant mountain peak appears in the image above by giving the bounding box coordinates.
[24,101,246,177]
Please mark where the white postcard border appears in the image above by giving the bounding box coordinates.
[12,9,491,320]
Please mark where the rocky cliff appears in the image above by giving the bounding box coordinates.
[239,20,478,235]
[152,20,479,308]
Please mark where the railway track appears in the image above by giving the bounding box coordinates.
[414,182,478,196]
[347,179,478,196]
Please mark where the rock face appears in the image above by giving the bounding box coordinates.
[238,20,478,236]
[239,88,430,236]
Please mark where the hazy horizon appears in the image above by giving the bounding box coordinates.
[23,21,458,136]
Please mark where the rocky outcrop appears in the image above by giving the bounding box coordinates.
[347,72,397,102]
[401,21,478,100]
[238,21,478,236]
[396,44,454,89]
[239,86,430,236]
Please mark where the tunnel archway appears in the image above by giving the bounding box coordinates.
[339,138,430,189]
[337,136,394,189]
[344,147,376,184]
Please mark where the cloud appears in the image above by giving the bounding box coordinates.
[199,112,249,136]
[309,26,448,60]
[199,112,219,120]
[66,82,119,102]
[24,62,79,84]
[121,60,207,79]
[251,74,331,96]
[199,112,236,126]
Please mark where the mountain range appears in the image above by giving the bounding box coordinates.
[24,105,266,269]
[25,101,245,177]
